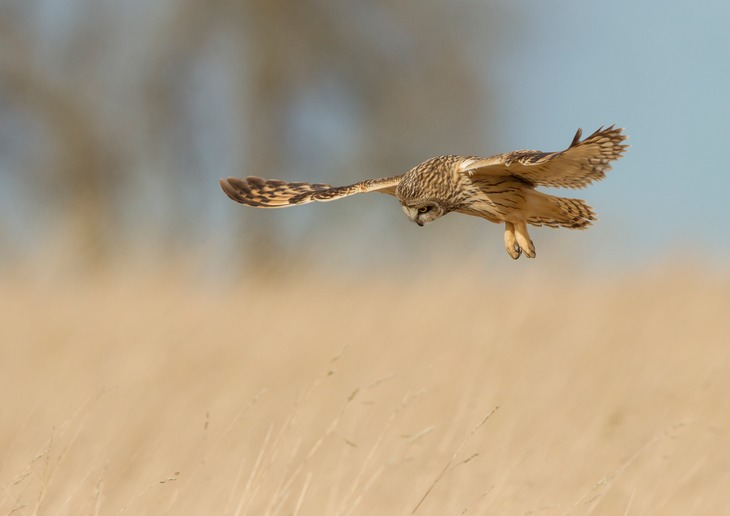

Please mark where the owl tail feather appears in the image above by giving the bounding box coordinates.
[525,190,596,229]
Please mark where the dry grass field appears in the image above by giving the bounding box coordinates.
[1,260,729,515]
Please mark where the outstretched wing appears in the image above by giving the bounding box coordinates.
[459,126,628,189]
[220,175,402,208]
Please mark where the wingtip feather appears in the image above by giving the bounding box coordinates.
[570,128,583,147]
[220,177,243,203]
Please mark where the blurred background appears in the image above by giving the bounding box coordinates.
[2,0,728,277]
[2,1,730,515]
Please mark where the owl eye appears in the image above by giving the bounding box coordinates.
[418,206,431,213]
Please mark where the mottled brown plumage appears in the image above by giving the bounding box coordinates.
[221,125,628,259]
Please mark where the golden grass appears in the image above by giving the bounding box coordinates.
[1,261,729,515]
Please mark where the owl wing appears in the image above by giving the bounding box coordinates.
[220,175,403,208]
[459,126,628,189]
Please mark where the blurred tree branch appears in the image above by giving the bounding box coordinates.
[0,0,504,271]
[0,9,115,268]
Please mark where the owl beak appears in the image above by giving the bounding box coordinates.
[402,205,424,226]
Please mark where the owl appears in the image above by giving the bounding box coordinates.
[221,126,627,259]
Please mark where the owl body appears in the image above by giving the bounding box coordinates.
[220,126,628,259]
[396,156,542,229]
[457,175,530,224]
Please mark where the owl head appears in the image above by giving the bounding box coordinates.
[395,156,460,226]
[401,202,447,226]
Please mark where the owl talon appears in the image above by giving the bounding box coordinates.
[506,243,522,260]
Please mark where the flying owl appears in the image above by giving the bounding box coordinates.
[221,126,627,259]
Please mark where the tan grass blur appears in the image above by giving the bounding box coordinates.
[1,262,729,515]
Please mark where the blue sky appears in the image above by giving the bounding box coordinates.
[481,0,730,263]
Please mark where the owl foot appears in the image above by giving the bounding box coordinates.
[504,222,522,259]
[514,221,536,259]
[522,244,536,258]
